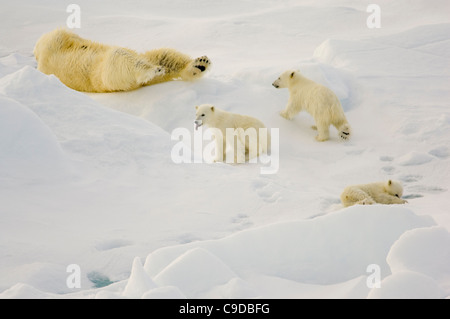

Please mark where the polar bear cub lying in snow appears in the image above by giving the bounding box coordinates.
[194,104,269,163]
[273,69,351,142]
[340,180,408,207]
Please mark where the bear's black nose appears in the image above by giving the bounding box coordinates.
[272,83,279,88]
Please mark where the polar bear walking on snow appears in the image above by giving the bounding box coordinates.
[340,180,408,207]
[194,104,269,163]
[34,28,211,93]
[273,69,351,142]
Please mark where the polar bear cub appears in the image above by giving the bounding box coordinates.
[194,104,269,163]
[340,180,408,207]
[273,69,351,142]
[34,28,211,92]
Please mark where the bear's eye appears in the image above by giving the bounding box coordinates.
[201,114,205,117]
[395,194,399,198]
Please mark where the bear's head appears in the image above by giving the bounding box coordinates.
[385,180,404,198]
[195,104,215,130]
[272,69,299,89]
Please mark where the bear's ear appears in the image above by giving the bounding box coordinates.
[388,180,392,186]
[290,71,295,78]
[195,105,199,110]
[210,106,215,112]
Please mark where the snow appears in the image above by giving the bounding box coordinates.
[122,257,157,299]
[367,271,445,299]
[0,0,449,299]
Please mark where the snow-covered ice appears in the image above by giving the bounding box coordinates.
[0,0,449,299]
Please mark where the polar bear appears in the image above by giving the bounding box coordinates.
[34,28,211,93]
[194,104,269,163]
[272,69,351,142]
[340,180,408,207]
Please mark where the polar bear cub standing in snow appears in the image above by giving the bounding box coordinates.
[273,69,351,142]
[34,28,211,93]
[194,104,269,163]
[340,180,408,207]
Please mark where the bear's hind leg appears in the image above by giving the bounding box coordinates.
[101,48,165,91]
[341,187,374,207]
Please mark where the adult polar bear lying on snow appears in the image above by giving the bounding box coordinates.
[273,69,351,142]
[340,180,408,207]
[194,104,269,163]
[34,28,211,93]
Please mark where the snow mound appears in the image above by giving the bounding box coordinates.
[0,95,71,180]
[125,206,436,298]
[145,206,433,281]
[153,248,237,297]
[313,23,449,77]
[0,283,56,299]
[0,65,172,175]
[1,0,449,300]
[367,271,444,299]
[122,257,157,299]
[3,205,439,299]
[0,66,64,102]
[367,226,450,299]
[387,227,450,289]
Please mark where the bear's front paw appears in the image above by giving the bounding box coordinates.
[193,56,211,74]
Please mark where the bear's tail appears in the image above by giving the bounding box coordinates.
[338,123,351,141]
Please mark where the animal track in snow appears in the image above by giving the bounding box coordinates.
[408,185,447,194]
[402,193,423,199]
[176,233,201,244]
[252,179,282,203]
[379,156,394,162]
[400,174,423,183]
[429,146,450,159]
[95,239,132,251]
[231,213,253,230]
[382,166,395,174]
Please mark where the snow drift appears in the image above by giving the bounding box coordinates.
[0,0,449,299]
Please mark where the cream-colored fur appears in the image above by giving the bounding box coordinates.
[34,28,211,92]
[340,180,408,207]
[273,69,351,142]
[194,104,269,163]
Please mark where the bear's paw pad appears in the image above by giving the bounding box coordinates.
[340,131,350,140]
[193,56,211,73]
